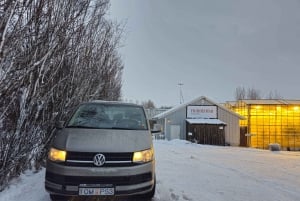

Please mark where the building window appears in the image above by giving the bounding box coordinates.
[227,101,300,151]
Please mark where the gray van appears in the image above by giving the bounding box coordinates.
[45,101,156,200]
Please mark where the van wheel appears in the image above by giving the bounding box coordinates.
[49,194,70,201]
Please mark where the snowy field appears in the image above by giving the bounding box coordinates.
[1,139,300,201]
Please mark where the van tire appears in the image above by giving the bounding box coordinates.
[49,194,70,201]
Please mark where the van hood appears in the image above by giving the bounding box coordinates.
[52,128,152,152]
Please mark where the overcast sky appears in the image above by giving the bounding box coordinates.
[108,0,300,107]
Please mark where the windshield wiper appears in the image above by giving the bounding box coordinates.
[110,127,135,130]
[66,125,100,129]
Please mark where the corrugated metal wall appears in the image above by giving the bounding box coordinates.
[218,107,240,146]
[165,107,186,140]
[164,98,213,140]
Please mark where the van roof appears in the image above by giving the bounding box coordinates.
[84,100,143,107]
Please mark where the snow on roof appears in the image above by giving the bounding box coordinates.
[186,118,226,125]
[153,96,244,120]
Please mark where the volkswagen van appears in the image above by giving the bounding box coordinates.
[45,101,155,200]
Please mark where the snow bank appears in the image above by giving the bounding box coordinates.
[1,140,300,201]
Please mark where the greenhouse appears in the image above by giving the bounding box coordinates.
[225,100,300,151]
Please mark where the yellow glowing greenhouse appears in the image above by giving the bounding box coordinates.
[225,100,300,151]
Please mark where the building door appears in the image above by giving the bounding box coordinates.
[240,126,248,147]
[187,124,225,146]
[170,125,180,140]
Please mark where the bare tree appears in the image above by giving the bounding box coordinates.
[247,87,261,99]
[235,86,283,100]
[142,100,156,109]
[267,90,282,99]
[235,86,246,100]
[0,0,123,190]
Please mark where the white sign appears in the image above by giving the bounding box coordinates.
[245,133,256,137]
[187,106,217,119]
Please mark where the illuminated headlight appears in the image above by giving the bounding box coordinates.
[133,147,154,163]
[48,148,66,162]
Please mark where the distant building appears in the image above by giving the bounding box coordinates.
[152,96,244,146]
[225,99,300,151]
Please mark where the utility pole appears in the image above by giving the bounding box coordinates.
[178,82,184,104]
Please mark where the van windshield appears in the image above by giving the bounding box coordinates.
[67,103,148,130]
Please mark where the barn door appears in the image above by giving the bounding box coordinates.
[187,124,225,146]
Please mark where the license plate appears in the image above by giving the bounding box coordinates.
[79,187,115,196]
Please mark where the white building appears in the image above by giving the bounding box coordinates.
[152,96,244,146]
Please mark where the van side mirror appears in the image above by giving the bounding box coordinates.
[151,123,162,134]
[151,129,161,134]
[55,121,65,129]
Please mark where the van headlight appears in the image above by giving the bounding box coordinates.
[48,148,66,162]
[133,147,154,163]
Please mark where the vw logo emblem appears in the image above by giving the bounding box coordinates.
[93,154,105,166]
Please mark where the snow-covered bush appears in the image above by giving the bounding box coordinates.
[0,0,123,191]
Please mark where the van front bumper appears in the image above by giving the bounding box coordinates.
[45,160,155,196]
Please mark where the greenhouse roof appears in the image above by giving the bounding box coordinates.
[238,99,300,105]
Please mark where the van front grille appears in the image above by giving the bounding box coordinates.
[65,151,135,167]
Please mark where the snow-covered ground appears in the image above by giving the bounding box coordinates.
[1,139,300,201]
